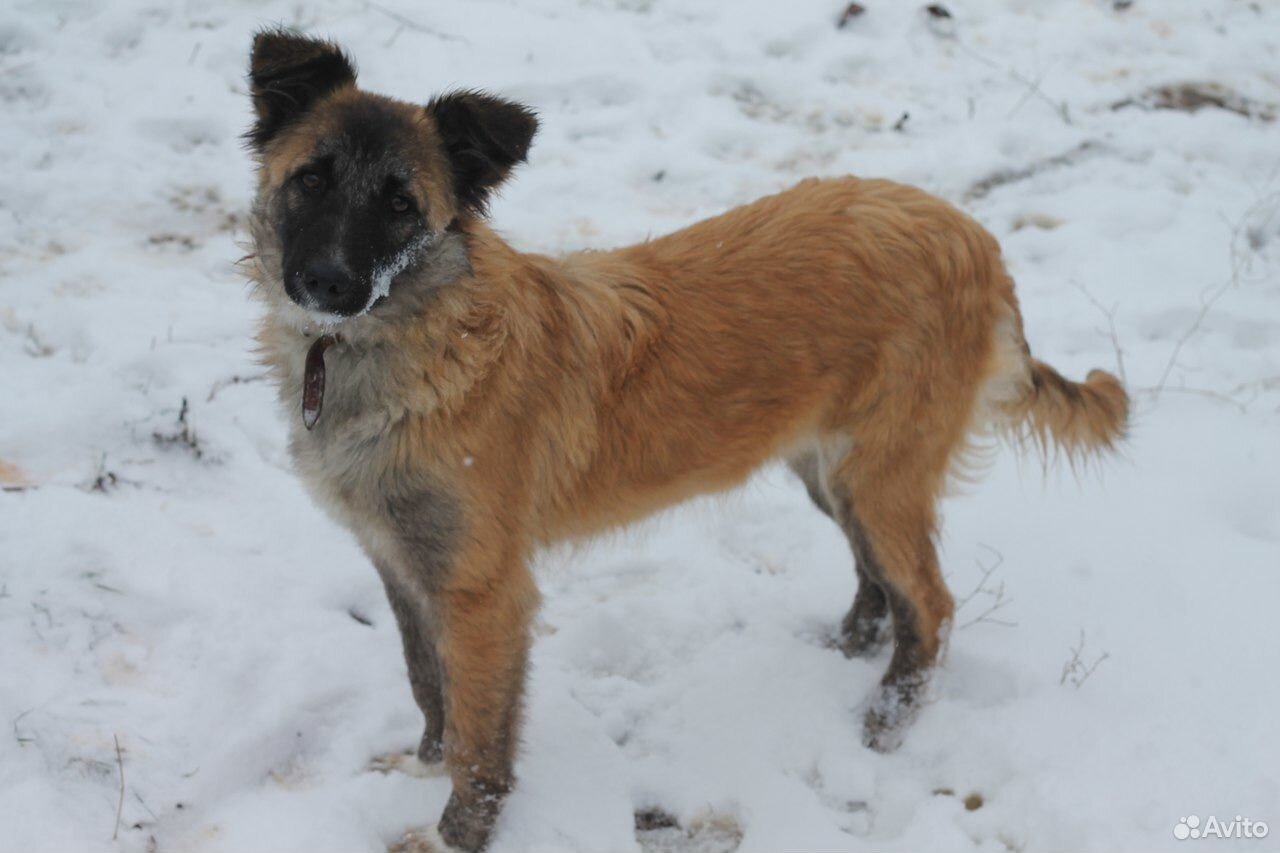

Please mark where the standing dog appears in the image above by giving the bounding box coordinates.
[244,30,1128,851]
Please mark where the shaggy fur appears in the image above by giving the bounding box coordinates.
[243,30,1128,852]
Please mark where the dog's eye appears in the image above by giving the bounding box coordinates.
[390,194,412,214]
[299,171,324,193]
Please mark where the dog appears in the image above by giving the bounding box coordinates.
[243,29,1128,852]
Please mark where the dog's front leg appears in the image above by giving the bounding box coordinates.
[434,559,538,852]
[380,573,446,763]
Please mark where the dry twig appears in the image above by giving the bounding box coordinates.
[955,545,1016,630]
[1152,192,1280,395]
[1060,630,1109,689]
[113,735,125,841]
[1072,282,1128,386]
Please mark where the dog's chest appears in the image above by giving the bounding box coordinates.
[278,355,461,582]
[275,342,402,521]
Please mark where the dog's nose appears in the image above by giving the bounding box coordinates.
[296,261,356,311]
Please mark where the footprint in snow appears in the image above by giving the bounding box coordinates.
[367,750,447,779]
[635,808,743,853]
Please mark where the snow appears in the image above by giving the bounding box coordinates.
[369,232,432,314]
[2,1,1278,852]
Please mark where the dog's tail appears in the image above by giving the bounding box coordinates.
[985,303,1129,461]
[1008,360,1129,457]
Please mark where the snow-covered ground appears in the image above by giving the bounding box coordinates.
[2,1,1278,851]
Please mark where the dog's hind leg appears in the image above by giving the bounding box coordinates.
[827,439,955,753]
[382,576,446,764]
[836,502,893,658]
[788,447,891,658]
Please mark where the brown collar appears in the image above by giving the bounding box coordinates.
[302,333,340,430]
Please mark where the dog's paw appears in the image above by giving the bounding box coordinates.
[368,750,447,778]
[839,596,892,659]
[417,731,444,764]
[838,615,892,659]
[861,678,924,753]
[861,707,906,753]
[388,825,463,853]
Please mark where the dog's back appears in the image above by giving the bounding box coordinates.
[516,177,1124,539]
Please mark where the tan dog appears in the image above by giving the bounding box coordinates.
[243,30,1128,851]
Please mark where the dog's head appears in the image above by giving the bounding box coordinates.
[246,29,537,325]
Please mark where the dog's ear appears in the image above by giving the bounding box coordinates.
[247,28,356,150]
[427,91,538,217]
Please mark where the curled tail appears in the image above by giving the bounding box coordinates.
[1009,360,1129,457]
[984,301,1129,460]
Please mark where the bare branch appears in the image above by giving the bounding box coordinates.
[206,372,266,403]
[1137,384,1249,414]
[1153,191,1280,394]
[1072,281,1128,386]
[12,708,35,747]
[1060,630,1110,689]
[365,2,469,45]
[113,734,126,841]
[954,37,1072,127]
[955,544,1017,630]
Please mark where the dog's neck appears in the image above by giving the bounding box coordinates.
[252,227,515,430]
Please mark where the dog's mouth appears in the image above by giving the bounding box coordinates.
[299,291,396,332]
[282,277,387,332]
[303,302,367,328]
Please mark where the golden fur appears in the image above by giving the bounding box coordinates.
[245,44,1127,848]
[259,176,1127,551]
[252,174,1128,828]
